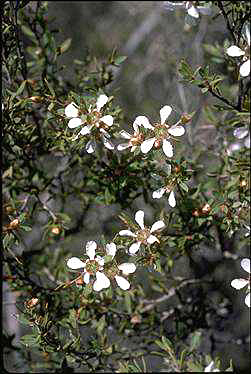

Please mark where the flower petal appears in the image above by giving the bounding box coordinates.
[141,137,156,153]
[67,257,86,269]
[240,59,250,77]
[135,210,145,229]
[187,5,199,18]
[168,125,185,137]
[79,125,91,136]
[133,116,154,130]
[150,220,165,232]
[241,258,250,274]
[118,263,136,274]
[106,242,117,258]
[65,102,79,118]
[86,241,97,260]
[243,24,250,46]
[244,135,250,148]
[226,45,245,57]
[160,105,172,124]
[93,271,110,291]
[119,230,137,237]
[96,94,108,111]
[245,293,250,307]
[147,235,159,244]
[86,140,96,153]
[100,115,113,127]
[68,117,82,128]
[129,242,141,254]
[96,256,104,267]
[233,127,249,139]
[119,130,132,140]
[115,275,130,290]
[152,187,166,199]
[231,278,249,289]
[103,136,114,150]
[117,143,131,151]
[84,272,90,284]
[168,190,176,207]
[162,139,173,157]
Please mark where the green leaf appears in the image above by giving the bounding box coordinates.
[114,56,127,65]
[44,78,55,97]
[20,334,40,347]
[21,25,36,41]
[59,38,72,54]
[178,181,189,192]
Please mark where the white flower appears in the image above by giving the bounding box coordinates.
[226,24,250,77]
[105,243,136,290]
[153,187,176,207]
[65,95,114,153]
[119,210,165,254]
[233,127,250,149]
[204,360,220,372]
[231,258,250,307]
[67,241,110,292]
[163,2,212,19]
[140,105,185,158]
[117,116,151,152]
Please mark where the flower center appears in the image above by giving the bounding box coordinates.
[85,259,101,275]
[153,123,170,148]
[129,132,144,146]
[137,228,151,244]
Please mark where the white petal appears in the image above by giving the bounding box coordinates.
[231,278,249,289]
[241,258,250,274]
[65,102,79,118]
[162,139,173,157]
[86,140,96,153]
[152,187,166,199]
[100,115,113,127]
[106,242,117,258]
[160,105,172,124]
[118,263,136,274]
[204,361,215,372]
[93,271,110,291]
[147,235,159,244]
[187,5,199,18]
[141,138,156,153]
[240,59,250,77]
[133,116,154,130]
[245,293,250,307]
[96,94,108,111]
[129,242,141,254]
[119,230,137,237]
[233,127,249,139]
[119,130,132,140]
[150,220,165,232]
[80,124,92,135]
[86,241,97,260]
[244,135,250,148]
[115,275,130,290]
[226,45,245,57]
[135,210,145,229]
[96,256,104,267]
[103,136,114,150]
[68,117,82,128]
[117,143,130,151]
[84,272,90,284]
[243,24,250,46]
[168,190,176,207]
[67,257,86,269]
[168,125,185,137]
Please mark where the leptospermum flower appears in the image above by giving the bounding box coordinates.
[152,186,176,207]
[140,105,185,158]
[67,240,110,292]
[204,361,220,372]
[163,2,212,19]
[233,127,250,149]
[117,116,152,152]
[64,94,114,153]
[119,210,165,254]
[105,243,136,290]
[231,258,250,307]
[226,24,250,77]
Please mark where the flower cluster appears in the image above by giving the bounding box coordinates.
[230,258,250,307]
[65,94,114,153]
[67,240,136,291]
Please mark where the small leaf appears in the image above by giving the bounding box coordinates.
[59,38,72,54]
[114,55,127,65]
